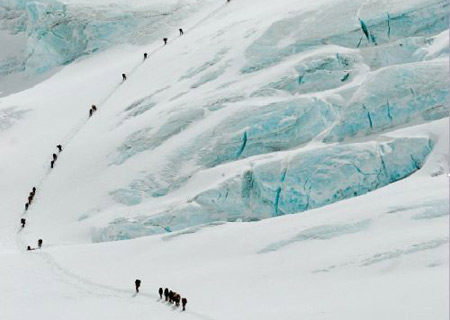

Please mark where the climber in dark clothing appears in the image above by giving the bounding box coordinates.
[21,218,26,228]
[182,297,187,311]
[89,108,93,117]
[122,73,127,81]
[159,287,163,299]
[135,279,141,293]
[53,153,57,161]
[57,145,62,152]
[179,28,184,35]
[27,246,36,251]
[32,187,36,193]
[37,239,43,249]
[25,203,29,210]
[164,288,169,301]
[163,38,168,45]
[169,290,177,303]
[92,105,97,112]
[28,195,33,204]
[174,293,180,307]
[50,160,55,169]
[144,53,148,60]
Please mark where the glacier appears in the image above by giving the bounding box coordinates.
[110,97,338,200]
[241,0,448,73]
[325,59,449,142]
[195,97,337,167]
[0,0,203,75]
[96,136,433,241]
[250,49,362,96]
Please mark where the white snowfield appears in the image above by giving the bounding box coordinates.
[0,0,448,319]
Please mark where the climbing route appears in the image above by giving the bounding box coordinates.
[13,2,231,319]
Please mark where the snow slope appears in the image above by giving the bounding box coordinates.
[0,0,448,319]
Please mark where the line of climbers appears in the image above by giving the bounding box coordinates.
[22,23,192,247]
[23,188,43,249]
[21,0,233,307]
[162,287,188,311]
[124,27,186,81]
[24,187,36,211]
[27,239,43,251]
[120,0,234,81]
[24,144,62,210]
[50,144,63,169]
[124,28,186,80]
[134,280,188,311]
[22,144,63,249]
[23,0,231,212]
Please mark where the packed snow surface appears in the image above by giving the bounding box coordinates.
[0,0,448,319]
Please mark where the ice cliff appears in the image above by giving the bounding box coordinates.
[0,0,199,74]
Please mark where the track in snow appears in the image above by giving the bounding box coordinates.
[14,3,231,319]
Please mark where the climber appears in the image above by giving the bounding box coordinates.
[50,160,55,169]
[27,246,36,251]
[174,293,181,307]
[21,218,26,228]
[89,108,93,117]
[159,287,163,299]
[144,53,148,60]
[25,203,29,211]
[164,288,169,301]
[32,187,36,193]
[163,38,168,45]
[92,105,97,112]
[37,239,43,249]
[135,279,141,293]
[122,73,127,81]
[182,297,187,311]
[28,195,33,204]
[57,145,62,152]
[52,153,57,161]
[168,290,174,303]
[179,28,184,35]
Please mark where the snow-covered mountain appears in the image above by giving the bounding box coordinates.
[0,0,448,319]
